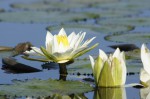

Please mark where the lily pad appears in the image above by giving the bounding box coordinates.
[76,8,140,18]
[105,32,150,44]
[0,8,4,12]
[0,11,95,23]
[68,60,92,75]
[11,1,85,11]
[95,0,150,11]
[0,79,93,97]
[40,0,119,5]
[98,17,150,26]
[47,23,134,34]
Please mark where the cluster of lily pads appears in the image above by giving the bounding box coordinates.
[22,28,150,88]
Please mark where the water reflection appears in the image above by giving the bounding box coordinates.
[2,58,41,73]
[94,87,126,99]
[140,87,150,99]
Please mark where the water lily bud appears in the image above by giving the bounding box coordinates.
[140,44,150,87]
[89,48,127,87]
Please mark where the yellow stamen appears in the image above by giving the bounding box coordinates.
[56,35,69,47]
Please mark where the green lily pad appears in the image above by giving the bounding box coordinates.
[105,32,150,44]
[98,17,150,26]
[0,79,93,97]
[47,23,134,34]
[0,8,4,12]
[95,0,150,11]
[61,0,118,4]
[125,49,141,73]
[68,59,92,75]
[11,1,85,11]
[78,8,140,19]
[125,49,140,59]
[0,11,95,23]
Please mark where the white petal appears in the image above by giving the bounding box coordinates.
[68,32,76,43]
[70,33,80,48]
[71,46,87,56]
[57,42,68,53]
[82,37,96,47]
[141,43,150,75]
[113,48,121,58]
[140,68,150,83]
[31,47,44,55]
[89,55,95,70]
[52,35,59,53]
[53,48,73,62]
[45,31,53,53]
[120,52,127,85]
[24,50,37,56]
[58,28,67,36]
[74,32,86,49]
[99,49,108,61]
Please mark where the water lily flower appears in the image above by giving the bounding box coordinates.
[89,48,126,87]
[140,44,150,86]
[23,28,98,64]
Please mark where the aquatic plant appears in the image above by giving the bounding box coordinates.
[89,48,127,87]
[23,28,98,77]
[140,44,150,86]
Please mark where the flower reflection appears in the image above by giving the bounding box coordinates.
[94,87,126,99]
[140,86,150,99]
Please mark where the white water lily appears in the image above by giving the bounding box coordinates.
[140,44,150,86]
[89,48,126,87]
[23,28,98,63]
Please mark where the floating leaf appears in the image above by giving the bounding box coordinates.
[0,79,93,97]
[11,1,85,11]
[0,11,95,23]
[98,17,150,26]
[105,32,150,44]
[95,0,150,11]
[47,23,134,34]
[76,8,139,18]
[0,8,4,12]
[68,60,92,75]
[0,46,15,58]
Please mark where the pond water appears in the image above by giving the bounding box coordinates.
[0,0,150,99]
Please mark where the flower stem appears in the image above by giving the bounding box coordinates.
[59,63,68,80]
